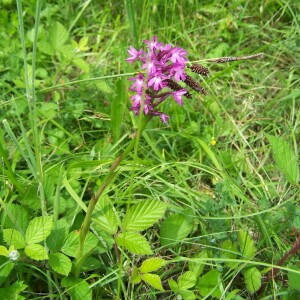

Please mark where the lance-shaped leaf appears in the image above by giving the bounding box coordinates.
[238,230,256,259]
[116,232,153,255]
[122,200,167,232]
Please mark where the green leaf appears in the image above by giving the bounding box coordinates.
[0,246,9,257]
[196,269,221,298]
[141,273,164,291]
[49,253,72,276]
[116,232,153,255]
[93,195,118,235]
[267,134,299,185]
[238,230,256,259]
[46,218,70,251]
[49,22,69,50]
[25,216,53,245]
[25,244,48,260]
[140,257,166,273]
[160,211,193,247]
[179,290,197,300]
[62,277,92,300]
[131,267,141,284]
[288,269,300,291]
[169,278,179,293]
[243,267,261,293]
[178,271,197,290]
[220,240,239,269]
[3,204,30,233]
[3,229,25,249]
[0,281,27,300]
[0,262,14,286]
[122,200,167,232]
[188,250,208,277]
[61,231,98,258]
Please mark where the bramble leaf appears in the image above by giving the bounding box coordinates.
[267,134,299,185]
[122,200,167,232]
[141,273,164,291]
[49,253,72,276]
[160,211,193,247]
[25,216,53,245]
[3,229,25,249]
[243,267,261,293]
[238,231,256,259]
[140,257,166,273]
[116,232,153,255]
[25,244,48,260]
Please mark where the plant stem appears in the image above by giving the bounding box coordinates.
[74,115,150,276]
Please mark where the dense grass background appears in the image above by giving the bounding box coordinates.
[0,0,299,299]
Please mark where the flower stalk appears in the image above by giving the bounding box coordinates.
[74,115,151,276]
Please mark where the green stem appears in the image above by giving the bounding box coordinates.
[74,115,150,276]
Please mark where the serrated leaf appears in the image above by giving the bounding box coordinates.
[3,229,25,249]
[46,218,70,251]
[141,273,164,291]
[220,240,239,269]
[49,22,69,49]
[178,271,197,290]
[0,281,27,300]
[25,216,53,245]
[238,231,256,259]
[188,250,208,277]
[3,204,30,233]
[196,269,221,298]
[122,200,167,232]
[243,267,261,293]
[93,195,118,235]
[267,134,299,185]
[25,244,48,260]
[179,290,197,300]
[116,232,153,255]
[49,253,72,276]
[160,211,193,247]
[168,278,179,293]
[0,246,8,257]
[61,231,98,257]
[288,269,300,291]
[62,277,92,300]
[131,267,141,284]
[140,257,166,273]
